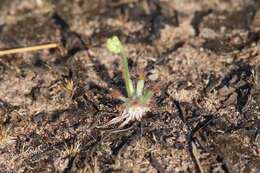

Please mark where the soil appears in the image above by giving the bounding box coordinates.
[0,0,259,172]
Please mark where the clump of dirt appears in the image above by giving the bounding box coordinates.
[0,0,259,172]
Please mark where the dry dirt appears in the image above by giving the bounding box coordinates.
[0,0,259,172]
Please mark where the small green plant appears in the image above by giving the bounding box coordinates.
[105,36,153,127]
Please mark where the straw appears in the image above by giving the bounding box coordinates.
[0,43,59,56]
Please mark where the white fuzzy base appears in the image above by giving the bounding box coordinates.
[105,105,149,128]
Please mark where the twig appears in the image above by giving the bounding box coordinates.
[191,142,204,173]
[146,152,166,173]
[0,43,59,56]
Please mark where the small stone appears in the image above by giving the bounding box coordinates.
[148,73,159,81]
[200,28,219,39]
[32,112,46,124]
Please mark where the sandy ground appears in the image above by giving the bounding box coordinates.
[0,0,259,172]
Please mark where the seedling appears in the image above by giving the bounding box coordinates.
[105,36,153,127]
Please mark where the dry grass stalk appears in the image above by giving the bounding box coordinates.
[0,43,59,56]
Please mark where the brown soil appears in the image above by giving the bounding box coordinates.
[0,0,259,172]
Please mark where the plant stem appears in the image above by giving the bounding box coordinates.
[121,51,134,97]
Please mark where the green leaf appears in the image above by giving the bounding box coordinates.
[141,90,153,105]
[118,96,128,103]
[106,36,124,54]
[136,79,144,97]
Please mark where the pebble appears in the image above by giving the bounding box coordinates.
[148,73,159,81]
